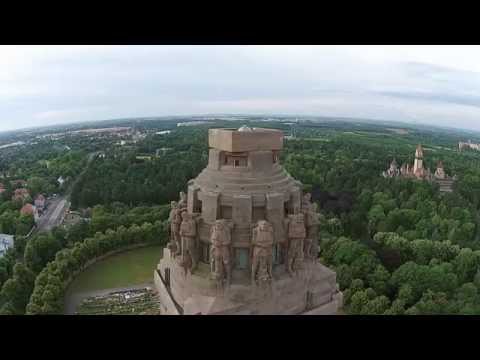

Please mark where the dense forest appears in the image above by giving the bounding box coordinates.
[281,125,480,314]
[65,120,480,314]
[70,128,209,208]
[3,118,480,314]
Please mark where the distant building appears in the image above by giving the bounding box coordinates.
[412,144,426,178]
[0,183,5,194]
[434,161,446,179]
[35,194,46,213]
[156,130,172,135]
[177,121,213,127]
[382,144,455,193]
[13,188,30,203]
[132,131,146,143]
[459,140,480,151]
[70,127,132,136]
[383,158,400,177]
[11,179,27,188]
[20,203,39,222]
[0,234,14,258]
[156,147,173,157]
[63,211,83,228]
[21,203,35,216]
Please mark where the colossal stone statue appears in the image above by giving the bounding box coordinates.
[169,201,183,256]
[302,192,313,208]
[178,191,187,209]
[302,193,320,260]
[155,128,343,314]
[209,219,233,286]
[251,220,274,286]
[179,211,198,272]
[285,213,306,275]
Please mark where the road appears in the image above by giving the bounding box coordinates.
[35,197,69,233]
[66,151,99,202]
[34,151,99,234]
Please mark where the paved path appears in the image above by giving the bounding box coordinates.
[36,197,69,233]
[34,151,98,235]
[64,282,155,315]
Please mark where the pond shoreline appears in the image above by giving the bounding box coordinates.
[63,244,162,315]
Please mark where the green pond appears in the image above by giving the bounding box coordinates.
[66,245,163,294]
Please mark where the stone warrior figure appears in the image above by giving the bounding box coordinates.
[209,219,233,286]
[168,201,183,256]
[251,220,274,286]
[285,213,306,275]
[302,193,320,260]
[178,191,187,210]
[179,211,198,273]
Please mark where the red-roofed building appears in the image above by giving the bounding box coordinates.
[13,188,30,203]
[20,203,39,222]
[21,203,35,216]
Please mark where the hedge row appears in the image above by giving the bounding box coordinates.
[26,220,168,314]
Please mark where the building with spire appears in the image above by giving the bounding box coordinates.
[382,144,455,193]
[413,144,425,178]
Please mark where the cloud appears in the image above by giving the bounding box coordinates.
[33,107,109,121]
[373,90,480,109]
[2,45,480,132]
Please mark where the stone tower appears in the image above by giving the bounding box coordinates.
[434,161,446,180]
[154,127,342,315]
[413,144,424,178]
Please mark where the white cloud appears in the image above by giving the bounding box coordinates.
[2,45,480,132]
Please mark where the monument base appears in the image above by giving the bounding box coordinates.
[154,248,343,315]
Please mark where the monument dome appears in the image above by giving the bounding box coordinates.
[154,127,342,315]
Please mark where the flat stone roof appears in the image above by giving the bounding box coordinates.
[208,128,284,152]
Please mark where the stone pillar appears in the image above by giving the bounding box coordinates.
[248,151,273,172]
[208,148,222,170]
[187,185,200,214]
[232,195,252,226]
[266,192,286,244]
[290,188,302,214]
[201,191,220,223]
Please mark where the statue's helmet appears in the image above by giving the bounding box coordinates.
[257,220,269,230]
[214,219,225,227]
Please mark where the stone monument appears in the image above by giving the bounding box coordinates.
[154,126,343,315]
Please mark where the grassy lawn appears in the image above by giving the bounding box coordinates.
[67,245,163,294]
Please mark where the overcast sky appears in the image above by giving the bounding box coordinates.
[2,45,480,132]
